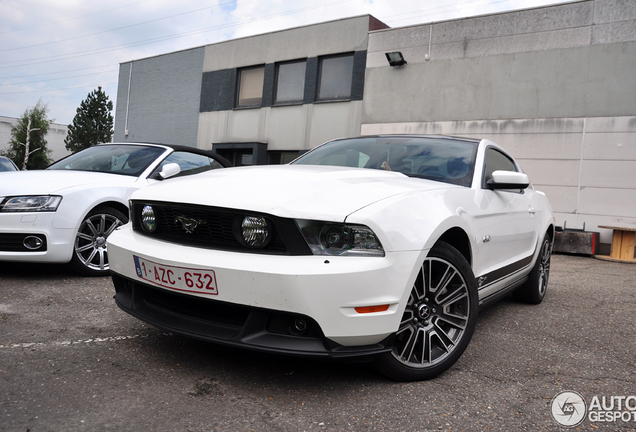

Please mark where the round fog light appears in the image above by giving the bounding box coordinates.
[24,236,44,250]
[241,216,271,247]
[141,205,156,232]
[294,317,307,332]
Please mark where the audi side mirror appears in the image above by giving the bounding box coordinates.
[156,163,181,180]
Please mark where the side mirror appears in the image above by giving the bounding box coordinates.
[156,163,181,180]
[487,170,530,190]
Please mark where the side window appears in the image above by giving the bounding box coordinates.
[275,60,306,104]
[483,148,519,189]
[317,53,354,101]
[156,152,223,178]
[237,66,265,107]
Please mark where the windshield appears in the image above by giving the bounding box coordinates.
[292,136,478,187]
[0,157,18,171]
[48,145,165,176]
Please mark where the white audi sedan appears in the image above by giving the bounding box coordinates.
[108,135,554,381]
[0,143,229,276]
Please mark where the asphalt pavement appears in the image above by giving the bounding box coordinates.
[1,254,635,431]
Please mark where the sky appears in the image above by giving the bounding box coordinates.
[0,0,573,126]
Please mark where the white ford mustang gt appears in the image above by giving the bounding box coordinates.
[0,143,229,276]
[108,135,554,381]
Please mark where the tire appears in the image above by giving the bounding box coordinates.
[375,241,478,381]
[513,234,552,304]
[69,206,128,276]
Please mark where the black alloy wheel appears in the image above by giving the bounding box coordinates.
[375,242,478,381]
[513,234,552,304]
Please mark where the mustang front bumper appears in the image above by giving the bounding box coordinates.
[108,224,423,357]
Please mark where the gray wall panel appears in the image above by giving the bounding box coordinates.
[364,42,636,124]
[114,47,205,146]
[200,69,237,112]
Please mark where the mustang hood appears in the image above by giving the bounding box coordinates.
[134,165,452,221]
[0,171,139,196]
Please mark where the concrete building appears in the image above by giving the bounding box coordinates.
[113,0,636,252]
[0,116,70,163]
[114,15,388,165]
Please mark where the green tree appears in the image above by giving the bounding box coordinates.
[1,100,52,170]
[65,86,114,153]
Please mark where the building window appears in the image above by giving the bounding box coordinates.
[274,60,306,104]
[237,66,265,107]
[317,53,354,101]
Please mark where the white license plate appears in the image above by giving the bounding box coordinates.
[133,255,218,295]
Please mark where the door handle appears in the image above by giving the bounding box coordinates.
[528,207,536,215]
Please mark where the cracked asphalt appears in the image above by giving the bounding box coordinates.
[1,254,635,431]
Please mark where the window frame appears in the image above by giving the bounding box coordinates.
[273,59,307,105]
[316,52,355,102]
[236,65,266,108]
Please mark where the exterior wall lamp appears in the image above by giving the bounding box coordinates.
[385,52,407,67]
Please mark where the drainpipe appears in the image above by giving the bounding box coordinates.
[124,62,133,138]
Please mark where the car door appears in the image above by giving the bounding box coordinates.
[471,147,540,288]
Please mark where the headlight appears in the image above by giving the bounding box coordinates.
[296,219,384,257]
[236,216,272,248]
[0,195,62,212]
[140,205,157,232]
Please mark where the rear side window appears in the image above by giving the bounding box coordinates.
[484,149,516,179]
[154,151,224,178]
[483,148,519,189]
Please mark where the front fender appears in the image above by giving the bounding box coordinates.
[345,187,478,254]
[52,186,141,229]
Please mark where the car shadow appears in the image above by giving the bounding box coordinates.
[131,330,390,387]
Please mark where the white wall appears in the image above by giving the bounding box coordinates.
[0,116,69,163]
[362,116,636,247]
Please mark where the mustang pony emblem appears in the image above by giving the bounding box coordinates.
[174,215,206,234]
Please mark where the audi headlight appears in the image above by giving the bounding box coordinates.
[296,220,384,257]
[1,195,62,212]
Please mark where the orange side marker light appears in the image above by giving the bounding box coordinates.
[354,304,390,314]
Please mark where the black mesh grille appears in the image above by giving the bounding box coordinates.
[156,205,237,247]
[112,273,326,347]
[132,201,293,254]
[144,281,250,328]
